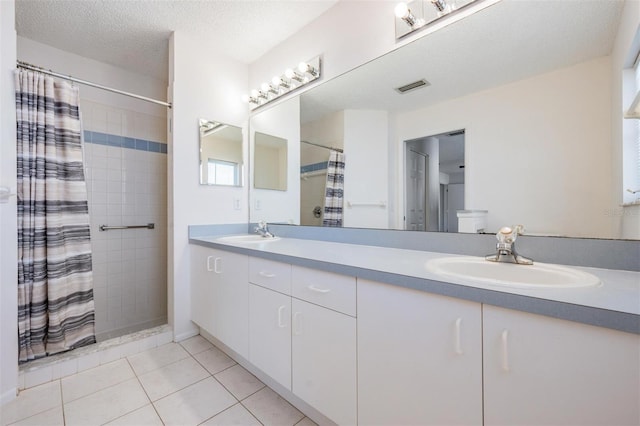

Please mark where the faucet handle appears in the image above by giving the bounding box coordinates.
[497,225,525,243]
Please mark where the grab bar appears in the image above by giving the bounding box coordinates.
[99,223,155,231]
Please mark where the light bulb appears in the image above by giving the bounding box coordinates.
[272,76,290,89]
[261,82,270,92]
[250,89,259,98]
[395,2,409,18]
[285,68,295,79]
[298,62,309,73]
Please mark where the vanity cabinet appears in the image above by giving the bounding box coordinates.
[483,305,640,426]
[248,258,357,426]
[190,245,249,358]
[357,279,483,425]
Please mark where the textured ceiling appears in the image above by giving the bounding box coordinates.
[15,0,339,82]
[300,0,624,123]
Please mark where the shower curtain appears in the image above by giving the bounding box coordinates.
[322,151,345,227]
[16,69,96,362]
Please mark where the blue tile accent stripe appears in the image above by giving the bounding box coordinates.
[301,161,328,173]
[84,130,167,154]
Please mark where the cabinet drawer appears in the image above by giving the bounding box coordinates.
[292,266,356,317]
[249,257,291,295]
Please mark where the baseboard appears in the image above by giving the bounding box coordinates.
[1,387,17,406]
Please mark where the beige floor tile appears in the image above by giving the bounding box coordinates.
[61,358,134,403]
[7,405,63,426]
[63,378,149,426]
[105,404,163,425]
[242,387,304,426]
[295,417,319,426]
[137,357,210,401]
[214,364,265,400]
[0,381,61,425]
[192,346,236,375]
[202,403,261,426]
[127,343,189,375]
[179,335,214,355]
[153,377,236,426]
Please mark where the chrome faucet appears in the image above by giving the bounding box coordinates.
[254,220,274,238]
[485,225,533,265]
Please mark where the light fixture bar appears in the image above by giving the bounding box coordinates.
[244,56,322,110]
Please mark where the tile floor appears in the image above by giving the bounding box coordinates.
[1,336,317,426]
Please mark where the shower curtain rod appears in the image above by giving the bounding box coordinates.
[16,61,172,109]
[301,140,343,153]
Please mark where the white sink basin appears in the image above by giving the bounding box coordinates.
[426,256,601,289]
[217,234,280,244]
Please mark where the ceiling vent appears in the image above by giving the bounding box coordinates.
[395,79,430,94]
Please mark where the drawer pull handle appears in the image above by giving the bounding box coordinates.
[308,284,331,294]
[501,330,510,372]
[277,306,286,328]
[206,256,214,272]
[259,271,276,278]
[454,317,463,355]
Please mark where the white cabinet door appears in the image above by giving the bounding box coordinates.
[357,279,483,426]
[484,305,640,426]
[190,245,248,358]
[292,298,357,426]
[190,244,217,335]
[214,251,249,358]
[249,284,292,390]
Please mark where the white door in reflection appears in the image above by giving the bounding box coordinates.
[406,149,428,231]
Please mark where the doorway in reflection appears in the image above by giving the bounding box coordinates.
[404,129,465,232]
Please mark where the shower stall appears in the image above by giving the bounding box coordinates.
[16,42,170,352]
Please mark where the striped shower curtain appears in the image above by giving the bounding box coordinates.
[16,69,96,362]
[322,151,345,227]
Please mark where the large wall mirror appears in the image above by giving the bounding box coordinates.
[249,0,635,240]
[199,119,243,187]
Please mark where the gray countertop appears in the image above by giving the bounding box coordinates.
[189,234,640,335]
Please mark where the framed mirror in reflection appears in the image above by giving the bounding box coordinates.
[254,132,288,191]
[199,119,243,187]
[249,0,637,240]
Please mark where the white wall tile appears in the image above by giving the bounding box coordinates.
[24,366,53,389]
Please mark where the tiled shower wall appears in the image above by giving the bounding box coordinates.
[81,99,168,341]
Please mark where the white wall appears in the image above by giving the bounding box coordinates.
[394,57,613,238]
[249,97,301,224]
[169,31,249,341]
[611,0,640,240]
[343,110,389,229]
[0,0,18,405]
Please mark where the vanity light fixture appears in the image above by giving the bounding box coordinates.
[272,76,290,90]
[244,56,321,110]
[395,2,424,28]
[394,0,498,40]
[284,68,305,83]
[431,0,449,13]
